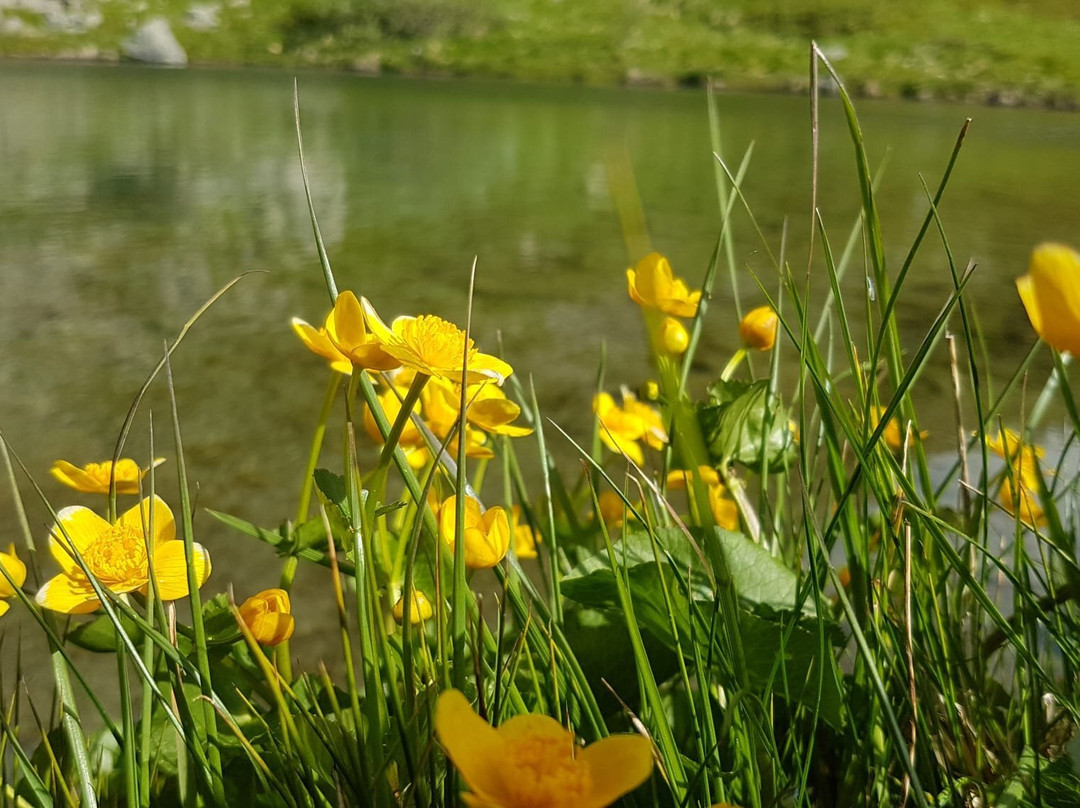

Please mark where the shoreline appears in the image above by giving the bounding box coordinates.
[2,51,1077,113]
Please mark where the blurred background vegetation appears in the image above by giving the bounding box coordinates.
[1,0,1079,106]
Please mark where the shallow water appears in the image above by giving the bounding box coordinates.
[1,62,1077,678]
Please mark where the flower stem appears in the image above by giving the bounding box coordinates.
[295,370,343,525]
[720,347,747,382]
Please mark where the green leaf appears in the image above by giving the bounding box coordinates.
[700,378,795,471]
[66,612,142,653]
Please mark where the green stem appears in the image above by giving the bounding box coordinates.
[296,370,343,524]
[721,347,748,382]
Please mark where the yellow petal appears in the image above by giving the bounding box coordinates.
[35,572,101,614]
[151,541,212,601]
[50,506,110,574]
[0,545,27,598]
[578,734,654,808]
[50,460,100,493]
[360,297,396,344]
[598,429,644,466]
[496,711,570,743]
[292,318,353,375]
[434,690,507,803]
[0,601,8,618]
[463,353,514,385]
[118,496,175,547]
[1016,274,1042,340]
[1022,243,1080,356]
[326,291,368,351]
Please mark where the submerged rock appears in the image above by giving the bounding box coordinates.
[121,17,187,66]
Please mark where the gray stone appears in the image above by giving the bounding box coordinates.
[183,3,218,31]
[121,17,187,66]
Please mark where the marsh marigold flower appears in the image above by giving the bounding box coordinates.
[438,495,511,569]
[667,466,739,530]
[51,458,164,496]
[511,505,541,559]
[869,406,926,453]
[364,383,431,469]
[435,689,653,808]
[422,377,532,452]
[593,390,667,466]
[1016,243,1080,356]
[989,428,1048,526]
[292,290,400,373]
[36,495,211,614]
[0,544,26,619]
[597,490,635,528]
[739,306,779,351]
[239,588,295,645]
[626,252,700,318]
[361,298,513,384]
[392,590,434,625]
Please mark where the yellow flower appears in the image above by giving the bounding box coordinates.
[626,252,700,318]
[36,496,211,614]
[511,505,541,559]
[666,466,721,489]
[423,378,532,440]
[707,483,740,531]
[361,298,513,384]
[989,428,1048,526]
[392,590,434,624]
[659,316,689,355]
[597,490,634,528]
[0,544,27,619]
[51,458,165,496]
[364,384,431,468]
[438,495,511,569]
[239,589,295,645]
[292,290,401,373]
[435,689,653,808]
[739,306,779,351]
[869,406,926,453]
[988,428,1044,485]
[666,467,738,530]
[998,477,1046,527]
[1016,243,1080,356]
[594,390,667,465]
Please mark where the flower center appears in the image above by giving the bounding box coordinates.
[399,315,475,369]
[82,524,149,587]
[502,735,591,807]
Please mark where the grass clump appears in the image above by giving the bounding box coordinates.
[1,49,1080,808]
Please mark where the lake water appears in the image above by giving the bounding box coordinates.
[1,62,1078,670]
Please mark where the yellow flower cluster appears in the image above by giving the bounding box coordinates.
[593,389,668,465]
[295,293,529,463]
[293,291,513,384]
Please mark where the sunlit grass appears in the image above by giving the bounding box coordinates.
[1,47,1079,808]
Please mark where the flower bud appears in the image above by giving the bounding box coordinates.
[239,588,295,646]
[393,590,434,624]
[659,317,689,355]
[739,306,778,351]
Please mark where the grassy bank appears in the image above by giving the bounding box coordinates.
[2,0,1080,106]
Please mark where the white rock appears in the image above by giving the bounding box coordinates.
[121,17,187,66]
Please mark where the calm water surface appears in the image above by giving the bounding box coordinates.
[1,62,1078,671]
